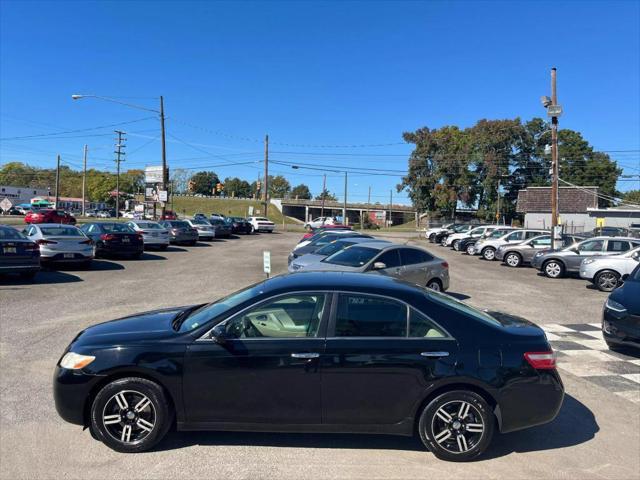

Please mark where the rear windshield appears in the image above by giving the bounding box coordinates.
[210,219,224,225]
[315,240,356,256]
[136,222,162,230]
[255,217,269,222]
[101,223,135,233]
[168,221,190,228]
[191,219,210,225]
[0,228,26,240]
[323,246,378,267]
[40,226,82,236]
[427,290,502,327]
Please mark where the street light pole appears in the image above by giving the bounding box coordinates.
[550,68,559,250]
[82,144,88,216]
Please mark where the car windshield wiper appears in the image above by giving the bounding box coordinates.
[172,304,207,331]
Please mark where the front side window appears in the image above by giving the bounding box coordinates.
[578,239,605,252]
[506,231,525,241]
[531,236,551,247]
[225,294,326,338]
[375,249,401,268]
[334,294,407,337]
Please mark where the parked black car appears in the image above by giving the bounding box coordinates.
[602,263,640,350]
[79,222,144,258]
[225,216,253,235]
[209,218,232,238]
[54,272,563,461]
[0,224,40,279]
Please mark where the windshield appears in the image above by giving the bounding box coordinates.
[178,282,266,332]
[41,226,82,236]
[137,222,162,230]
[192,219,211,226]
[323,245,378,267]
[487,229,511,239]
[427,290,502,327]
[101,223,135,233]
[0,228,26,240]
[315,240,356,256]
[453,225,471,232]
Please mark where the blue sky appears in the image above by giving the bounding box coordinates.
[1,0,639,204]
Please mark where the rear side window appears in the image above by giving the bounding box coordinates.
[334,294,407,337]
[376,249,401,268]
[409,309,447,338]
[607,240,630,252]
[579,239,605,252]
[400,248,433,265]
[506,231,525,241]
[525,231,543,239]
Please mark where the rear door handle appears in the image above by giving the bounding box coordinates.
[291,353,320,359]
[421,351,450,358]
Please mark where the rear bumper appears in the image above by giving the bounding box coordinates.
[53,366,101,426]
[142,236,170,245]
[171,233,198,243]
[41,252,93,262]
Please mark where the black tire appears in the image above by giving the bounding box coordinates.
[543,259,565,278]
[418,390,494,462]
[481,247,496,261]
[440,237,447,247]
[594,270,620,292]
[452,240,460,251]
[427,279,443,292]
[465,244,475,256]
[429,233,436,243]
[90,377,173,453]
[19,271,37,280]
[504,252,522,268]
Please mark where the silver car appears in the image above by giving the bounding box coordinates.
[288,237,391,273]
[295,242,450,291]
[471,229,547,260]
[495,234,584,267]
[22,223,94,267]
[532,236,640,278]
[579,246,640,291]
[126,221,170,250]
[185,218,216,240]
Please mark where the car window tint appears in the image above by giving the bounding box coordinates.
[0,228,25,240]
[316,241,355,256]
[376,249,401,268]
[531,236,551,247]
[579,239,605,252]
[324,246,378,267]
[525,231,542,239]
[226,294,326,338]
[103,223,134,233]
[335,294,407,337]
[507,231,524,241]
[400,248,432,265]
[409,309,447,338]
[40,226,82,236]
[607,240,630,252]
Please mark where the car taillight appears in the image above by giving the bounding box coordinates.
[441,261,449,269]
[100,234,116,241]
[524,351,556,370]
[36,239,57,245]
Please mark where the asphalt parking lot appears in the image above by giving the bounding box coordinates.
[1,231,639,480]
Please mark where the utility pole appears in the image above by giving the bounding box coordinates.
[496,177,501,225]
[550,68,559,250]
[82,144,88,216]
[54,154,61,208]
[388,189,393,230]
[343,171,347,224]
[320,173,326,219]
[263,134,269,216]
[114,130,126,219]
[160,96,168,219]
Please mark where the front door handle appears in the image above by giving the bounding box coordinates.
[421,351,450,358]
[291,352,320,359]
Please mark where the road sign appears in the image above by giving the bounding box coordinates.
[547,105,563,117]
[263,251,271,276]
[158,190,168,202]
[596,217,605,228]
[144,166,163,183]
[0,198,12,212]
[248,206,254,216]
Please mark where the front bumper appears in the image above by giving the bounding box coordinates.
[53,366,102,426]
[603,310,640,349]
[531,255,545,270]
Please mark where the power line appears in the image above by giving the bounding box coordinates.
[0,116,157,140]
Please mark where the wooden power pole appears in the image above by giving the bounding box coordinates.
[54,154,61,208]
[263,134,269,216]
[82,144,88,216]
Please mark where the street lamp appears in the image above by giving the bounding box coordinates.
[71,94,168,219]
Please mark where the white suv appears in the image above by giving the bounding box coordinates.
[472,229,547,260]
[444,225,493,249]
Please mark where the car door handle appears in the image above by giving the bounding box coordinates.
[291,353,320,359]
[420,351,450,358]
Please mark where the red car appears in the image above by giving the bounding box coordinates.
[160,210,178,220]
[24,209,76,225]
[300,223,351,241]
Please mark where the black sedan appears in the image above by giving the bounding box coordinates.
[0,224,40,279]
[225,216,253,234]
[79,222,144,258]
[53,272,563,461]
[602,263,640,350]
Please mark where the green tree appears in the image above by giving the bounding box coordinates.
[623,190,640,205]
[268,175,291,198]
[189,171,219,196]
[291,183,312,199]
[223,177,252,198]
[315,188,337,201]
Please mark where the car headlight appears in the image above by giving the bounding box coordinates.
[605,298,627,313]
[292,264,301,271]
[59,352,95,370]
[497,246,505,251]
[583,258,595,265]
[534,252,544,257]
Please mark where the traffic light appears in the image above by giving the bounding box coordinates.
[188,180,195,192]
[256,181,261,191]
[216,183,223,193]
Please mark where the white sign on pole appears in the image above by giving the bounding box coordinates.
[144,166,163,184]
[0,198,12,212]
[134,204,144,213]
[248,205,254,216]
[158,190,168,202]
[263,251,271,276]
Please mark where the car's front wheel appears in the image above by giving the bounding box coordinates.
[481,247,496,261]
[504,252,522,268]
[465,244,475,255]
[594,270,620,292]
[418,390,494,462]
[452,240,460,251]
[543,260,565,278]
[90,377,172,453]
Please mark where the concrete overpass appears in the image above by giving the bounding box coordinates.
[273,199,417,226]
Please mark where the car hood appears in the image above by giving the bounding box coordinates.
[298,261,362,272]
[72,306,190,346]
[292,253,325,267]
[610,280,640,316]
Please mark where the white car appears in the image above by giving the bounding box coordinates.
[444,225,494,249]
[580,246,640,292]
[125,220,170,250]
[184,218,216,240]
[121,211,135,218]
[424,223,455,241]
[249,216,275,233]
[471,229,546,260]
[304,217,336,229]
[23,223,94,267]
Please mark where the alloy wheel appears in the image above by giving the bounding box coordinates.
[427,280,442,292]
[505,253,521,267]
[482,248,495,260]
[102,390,156,445]
[466,245,475,255]
[430,400,485,455]
[544,261,562,278]
[597,271,619,291]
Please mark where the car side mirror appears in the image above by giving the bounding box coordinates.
[210,324,228,345]
[372,262,387,270]
[632,252,640,261]
[571,247,580,254]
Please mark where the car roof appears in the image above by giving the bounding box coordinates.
[345,241,417,252]
[32,223,78,228]
[333,237,390,245]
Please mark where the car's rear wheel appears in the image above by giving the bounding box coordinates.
[595,270,620,292]
[427,279,443,292]
[543,260,565,278]
[504,252,522,268]
[452,240,460,251]
[429,233,436,243]
[90,377,172,453]
[481,247,496,261]
[465,244,475,255]
[418,390,494,462]
[440,237,447,247]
